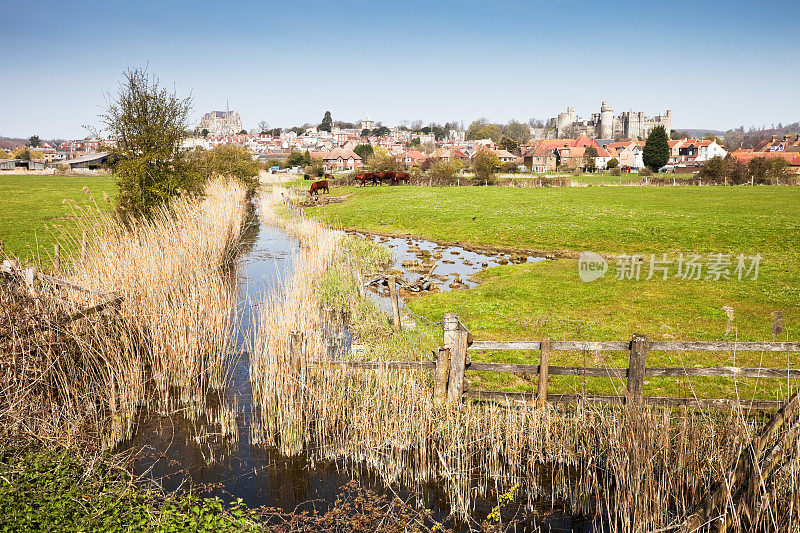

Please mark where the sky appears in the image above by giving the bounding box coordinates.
[1,0,798,139]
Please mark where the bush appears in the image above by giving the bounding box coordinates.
[198,144,260,193]
[56,162,70,174]
[571,168,581,177]
[607,158,619,169]
[610,168,621,176]
[427,160,460,183]
[473,150,500,183]
[639,167,653,177]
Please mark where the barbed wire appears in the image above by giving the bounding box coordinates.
[403,305,443,329]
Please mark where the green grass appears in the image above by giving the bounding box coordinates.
[0,174,116,263]
[0,442,262,532]
[310,185,800,399]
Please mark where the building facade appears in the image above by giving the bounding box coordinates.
[198,110,243,135]
[551,102,672,140]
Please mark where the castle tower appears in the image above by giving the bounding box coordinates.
[600,101,614,139]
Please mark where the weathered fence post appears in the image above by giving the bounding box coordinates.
[24,266,38,297]
[356,269,365,299]
[537,337,551,408]
[53,244,60,272]
[80,230,88,263]
[388,275,401,330]
[433,347,450,406]
[290,330,304,373]
[627,333,649,405]
[443,313,468,402]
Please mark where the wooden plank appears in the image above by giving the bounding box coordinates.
[464,390,784,411]
[469,340,631,351]
[536,338,550,408]
[433,347,450,406]
[650,341,800,352]
[467,361,627,377]
[36,273,109,297]
[329,360,436,370]
[449,329,469,401]
[468,340,800,352]
[627,333,649,405]
[646,367,800,378]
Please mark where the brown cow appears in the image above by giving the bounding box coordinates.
[393,172,410,185]
[355,172,378,186]
[374,171,396,185]
[324,173,333,180]
[303,174,312,180]
[309,180,330,196]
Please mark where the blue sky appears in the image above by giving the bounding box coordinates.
[1,0,798,138]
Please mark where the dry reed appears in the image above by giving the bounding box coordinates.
[1,179,249,450]
[250,185,800,531]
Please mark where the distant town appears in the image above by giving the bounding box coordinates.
[2,102,799,175]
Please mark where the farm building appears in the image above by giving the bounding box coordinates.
[64,152,110,170]
[0,159,15,170]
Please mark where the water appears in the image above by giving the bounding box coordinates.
[123,207,362,512]
[351,232,545,313]
[121,206,585,530]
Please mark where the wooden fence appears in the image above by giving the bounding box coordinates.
[335,313,800,411]
[5,263,123,335]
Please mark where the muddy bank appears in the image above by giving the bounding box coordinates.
[350,231,546,313]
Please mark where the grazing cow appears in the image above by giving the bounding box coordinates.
[355,172,378,186]
[374,171,396,185]
[309,180,330,196]
[324,173,333,180]
[393,172,410,185]
[303,174,311,180]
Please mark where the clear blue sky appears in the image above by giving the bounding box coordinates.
[1,0,798,139]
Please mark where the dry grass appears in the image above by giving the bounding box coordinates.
[251,186,800,531]
[1,179,249,449]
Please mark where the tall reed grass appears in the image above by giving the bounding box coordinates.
[1,179,249,449]
[251,185,800,531]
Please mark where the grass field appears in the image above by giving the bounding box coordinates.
[0,174,116,263]
[310,184,800,399]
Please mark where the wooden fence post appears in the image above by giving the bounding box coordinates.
[81,230,88,263]
[388,275,401,330]
[433,347,450,406]
[290,330,303,373]
[627,333,649,406]
[443,313,468,402]
[24,266,38,298]
[356,269,365,299]
[537,338,551,408]
[53,244,60,272]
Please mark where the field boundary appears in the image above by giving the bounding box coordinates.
[329,312,799,411]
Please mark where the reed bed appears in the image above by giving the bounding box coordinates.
[1,179,249,449]
[251,185,800,531]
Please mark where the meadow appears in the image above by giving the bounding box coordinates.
[310,184,800,399]
[0,174,116,261]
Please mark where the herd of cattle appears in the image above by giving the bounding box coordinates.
[305,171,410,196]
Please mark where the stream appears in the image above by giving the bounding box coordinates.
[122,205,583,531]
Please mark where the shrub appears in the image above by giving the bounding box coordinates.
[198,144,260,193]
[607,158,619,169]
[639,167,653,177]
[473,150,500,183]
[610,167,621,176]
[56,162,70,174]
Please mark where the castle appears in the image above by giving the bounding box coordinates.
[543,102,671,140]
[198,109,243,135]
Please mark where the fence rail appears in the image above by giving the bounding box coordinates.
[331,312,800,411]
